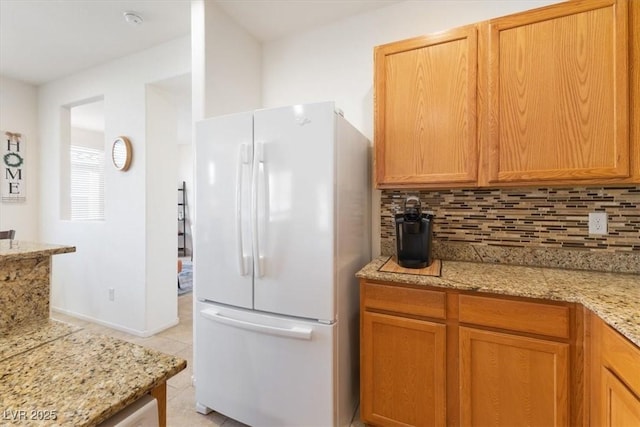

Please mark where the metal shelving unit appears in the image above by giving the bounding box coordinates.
[178,181,186,256]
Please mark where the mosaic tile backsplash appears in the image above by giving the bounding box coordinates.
[381,186,640,272]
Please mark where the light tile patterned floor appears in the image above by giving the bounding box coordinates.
[53,293,364,427]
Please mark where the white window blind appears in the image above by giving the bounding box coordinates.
[70,145,104,220]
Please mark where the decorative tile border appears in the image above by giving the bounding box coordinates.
[381,186,640,273]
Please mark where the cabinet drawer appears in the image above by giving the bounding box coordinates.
[362,282,446,319]
[459,294,570,339]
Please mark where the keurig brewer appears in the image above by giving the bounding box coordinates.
[395,196,434,268]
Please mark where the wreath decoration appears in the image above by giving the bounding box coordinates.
[4,152,24,168]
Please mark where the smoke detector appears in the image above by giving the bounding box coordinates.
[124,11,144,26]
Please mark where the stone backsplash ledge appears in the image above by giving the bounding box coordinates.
[380,186,640,274]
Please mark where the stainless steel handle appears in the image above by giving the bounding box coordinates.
[201,309,312,340]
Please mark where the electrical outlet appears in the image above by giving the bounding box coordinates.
[588,212,608,235]
[108,288,115,301]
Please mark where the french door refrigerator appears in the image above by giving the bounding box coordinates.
[193,102,371,426]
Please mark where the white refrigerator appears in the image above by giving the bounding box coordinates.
[193,102,371,426]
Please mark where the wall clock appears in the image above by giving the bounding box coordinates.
[112,136,132,171]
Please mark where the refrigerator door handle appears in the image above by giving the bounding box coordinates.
[251,142,264,277]
[236,143,251,276]
[200,309,313,340]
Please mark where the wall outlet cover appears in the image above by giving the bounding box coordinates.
[588,212,608,235]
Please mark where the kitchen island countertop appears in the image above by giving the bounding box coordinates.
[0,320,186,426]
[357,256,640,347]
[0,240,75,262]
[1,241,76,334]
[0,242,186,426]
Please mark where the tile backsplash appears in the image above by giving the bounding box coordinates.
[381,186,640,268]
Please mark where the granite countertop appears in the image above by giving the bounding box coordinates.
[0,241,76,262]
[0,319,81,361]
[357,256,640,347]
[0,321,186,426]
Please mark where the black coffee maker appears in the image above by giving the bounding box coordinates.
[395,196,434,268]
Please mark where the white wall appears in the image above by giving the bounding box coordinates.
[70,127,103,150]
[40,36,191,336]
[145,84,179,332]
[192,0,262,120]
[261,0,562,255]
[263,0,562,135]
[151,73,194,257]
[0,76,39,240]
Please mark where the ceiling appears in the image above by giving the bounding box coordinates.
[0,0,400,86]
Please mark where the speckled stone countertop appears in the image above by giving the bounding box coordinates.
[1,242,76,335]
[0,321,186,426]
[0,241,76,262]
[0,319,81,361]
[357,256,640,347]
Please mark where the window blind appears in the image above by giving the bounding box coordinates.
[70,145,104,221]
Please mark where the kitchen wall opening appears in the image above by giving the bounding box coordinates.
[150,73,193,257]
[59,97,105,221]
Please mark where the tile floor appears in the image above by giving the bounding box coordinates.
[52,292,364,427]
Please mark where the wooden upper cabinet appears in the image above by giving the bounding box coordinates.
[374,25,478,188]
[484,0,631,185]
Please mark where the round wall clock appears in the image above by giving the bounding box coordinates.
[112,136,132,171]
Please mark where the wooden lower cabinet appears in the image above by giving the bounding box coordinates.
[361,281,640,427]
[459,327,569,427]
[360,280,578,427]
[600,367,640,427]
[590,313,640,427]
[361,310,446,427]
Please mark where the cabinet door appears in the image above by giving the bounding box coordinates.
[459,327,569,427]
[374,25,478,188]
[486,0,629,184]
[601,367,640,427]
[591,314,640,426]
[362,311,446,427]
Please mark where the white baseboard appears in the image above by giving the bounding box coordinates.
[144,318,181,337]
[51,306,180,338]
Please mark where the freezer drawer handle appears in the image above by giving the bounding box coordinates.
[201,309,313,340]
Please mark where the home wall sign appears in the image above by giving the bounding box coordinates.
[2,131,26,202]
